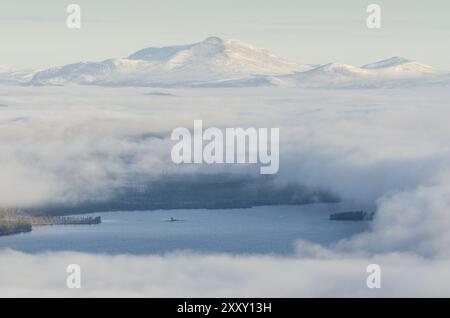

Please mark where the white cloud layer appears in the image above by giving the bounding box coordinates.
[1,85,450,296]
[1,85,449,208]
[1,249,450,297]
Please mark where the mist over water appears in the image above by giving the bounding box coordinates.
[1,85,450,296]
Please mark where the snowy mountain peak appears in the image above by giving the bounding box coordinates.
[30,37,312,86]
[127,37,252,62]
[203,36,224,45]
[275,62,371,88]
[127,36,298,70]
[314,63,367,74]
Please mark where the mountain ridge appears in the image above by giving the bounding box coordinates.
[30,37,313,87]
[0,37,447,88]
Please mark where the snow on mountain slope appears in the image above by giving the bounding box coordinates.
[31,37,313,87]
[0,65,36,85]
[361,56,439,76]
[276,57,446,88]
[277,63,373,88]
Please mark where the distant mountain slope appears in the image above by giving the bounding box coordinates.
[0,38,447,88]
[276,57,446,88]
[30,37,313,87]
[0,65,36,85]
[277,63,372,88]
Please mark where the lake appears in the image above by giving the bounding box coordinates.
[0,204,370,255]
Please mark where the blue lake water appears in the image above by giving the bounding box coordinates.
[0,204,370,255]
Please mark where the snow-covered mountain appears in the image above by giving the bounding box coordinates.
[0,65,36,85]
[0,37,447,88]
[276,57,445,88]
[277,63,372,88]
[30,37,313,87]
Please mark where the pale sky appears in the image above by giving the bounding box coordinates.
[1,0,449,70]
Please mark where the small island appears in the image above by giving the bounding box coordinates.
[329,211,375,221]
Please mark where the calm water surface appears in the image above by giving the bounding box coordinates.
[0,204,370,255]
